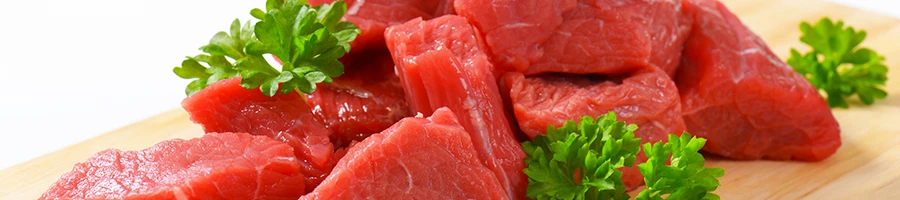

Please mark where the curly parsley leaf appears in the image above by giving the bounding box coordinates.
[788,18,889,108]
[174,0,360,96]
[173,19,249,96]
[521,112,642,200]
[636,133,724,200]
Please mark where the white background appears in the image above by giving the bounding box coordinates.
[0,0,897,170]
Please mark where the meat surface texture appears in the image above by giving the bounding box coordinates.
[454,0,692,76]
[386,15,528,199]
[308,0,455,52]
[306,50,412,148]
[301,108,509,199]
[182,77,335,191]
[676,0,841,161]
[41,133,306,200]
[502,67,687,189]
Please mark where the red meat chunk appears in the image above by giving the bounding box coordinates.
[306,50,412,148]
[301,108,508,199]
[676,0,841,161]
[454,0,692,76]
[386,15,528,199]
[182,78,335,192]
[501,67,686,189]
[41,133,306,200]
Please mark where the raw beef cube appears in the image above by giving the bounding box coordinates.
[454,0,692,76]
[182,77,334,192]
[42,133,306,200]
[301,108,508,199]
[306,50,412,148]
[501,67,686,189]
[308,0,455,52]
[676,0,841,161]
[386,16,528,199]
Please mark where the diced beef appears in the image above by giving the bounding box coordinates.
[501,67,686,189]
[454,0,692,76]
[41,133,307,200]
[386,15,529,199]
[301,108,508,199]
[306,50,412,148]
[182,78,335,192]
[676,0,841,161]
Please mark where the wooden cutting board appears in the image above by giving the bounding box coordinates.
[3,0,899,199]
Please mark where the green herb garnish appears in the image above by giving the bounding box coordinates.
[636,133,725,200]
[174,0,360,96]
[788,18,888,108]
[521,113,724,199]
[522,112,642,200]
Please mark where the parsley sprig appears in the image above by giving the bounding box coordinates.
[788,18,888,108]
[522,112,642,200]
[521,113,723,200]
[173,0,360,96]
[636,133,725,200]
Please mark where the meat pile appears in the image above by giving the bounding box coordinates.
[42,0,841,199]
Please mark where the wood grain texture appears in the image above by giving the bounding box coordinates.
[2,0,898,199]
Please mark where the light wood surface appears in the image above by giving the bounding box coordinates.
[2,0,899,199]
